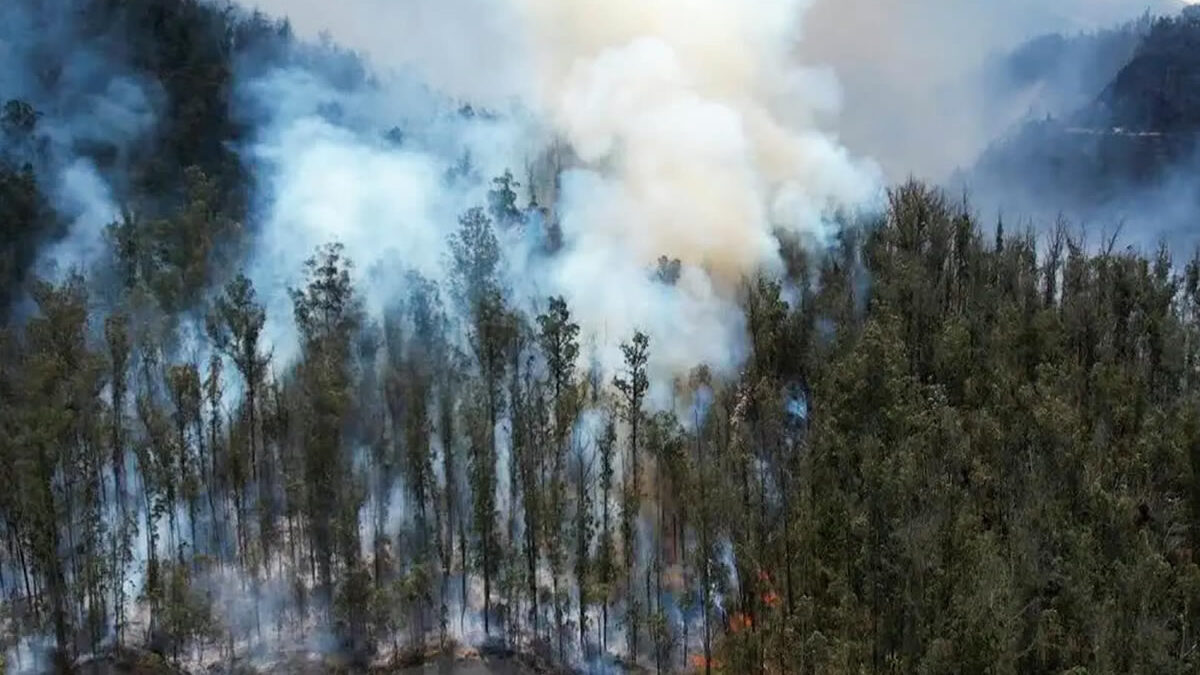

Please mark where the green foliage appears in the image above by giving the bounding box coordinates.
[0,108,51,310]
[158,563,220,663]
[487,169,522,228]
[6,56,1200,674]
[449,207,501,315]
[107,167,241,313]
[291,242,364,602]
[208,274,268,385]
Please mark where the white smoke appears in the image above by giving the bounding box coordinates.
[239,0,880,395]
[37,160,121,277]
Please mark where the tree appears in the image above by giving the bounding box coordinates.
[538,296,581,657]
[208,273,275,637]
[487,169,522,229]
[290,242,364,608]
[10,276,105,669]
[114,167,240,313]
[596,416,617,653]
[165,362,202,563]
[572,440,595,658]
[450,207,515,635]
[613,330,649,662]
[207,274,270,484]
[0,138,48,310]
[105,312,136,644]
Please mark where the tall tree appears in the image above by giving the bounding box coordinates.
[613,330,649,662]
[450,207,514,634]
[15,277,104,669]
[290,243,364,608]
[207,274,269,485]
[596,416,617,654]
[538,295,581,658]
[487,169,522,229]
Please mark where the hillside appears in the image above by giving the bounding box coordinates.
[969,8,1200,234]
[2,2,1200,674]
[1092,6,1200,132]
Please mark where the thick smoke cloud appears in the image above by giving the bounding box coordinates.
[240,0,881,394]
[240,65,540,366]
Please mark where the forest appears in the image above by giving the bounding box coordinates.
[3,1,1200,674]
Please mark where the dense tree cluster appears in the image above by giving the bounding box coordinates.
[1,178,1200,674]
[3,2,1200,674]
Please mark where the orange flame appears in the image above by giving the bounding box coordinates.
[729,612,754,632]
[690,654,723,670]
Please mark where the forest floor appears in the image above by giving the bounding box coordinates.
[73,652,542,674]
[395,659,538,674]
[70,644,551,674]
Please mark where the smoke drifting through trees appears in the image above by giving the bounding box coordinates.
[2,1,1200,674]
[243,0,881,392]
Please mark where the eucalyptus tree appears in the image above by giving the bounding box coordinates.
[290,242,364,606]
[613,330,649,661]
[538,295,581,657]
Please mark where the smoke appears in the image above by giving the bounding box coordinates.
[39,161,122,275]
[240,65,537,366]
[0,0,159,283]
[17,0,1193,670]
[787,0,1200,254]
[798,0,1181,182]
[222,7,884,666]
[239,0,881,396]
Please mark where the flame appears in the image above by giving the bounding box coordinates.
[690,653,723,670]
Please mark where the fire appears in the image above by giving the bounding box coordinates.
[729,611,754,632]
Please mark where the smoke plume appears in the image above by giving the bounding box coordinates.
[240,0,880,393]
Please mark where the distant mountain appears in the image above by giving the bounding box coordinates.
[978,14,1149,121]
[1088,7,1200,132]
[964,8,1200,240]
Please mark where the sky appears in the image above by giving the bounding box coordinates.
[240,0,1187,181]
[797,0,1186,178]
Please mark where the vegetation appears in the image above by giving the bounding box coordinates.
[975,11,1200,218]
[2,1,1200,674]
[6,169,1200,673]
